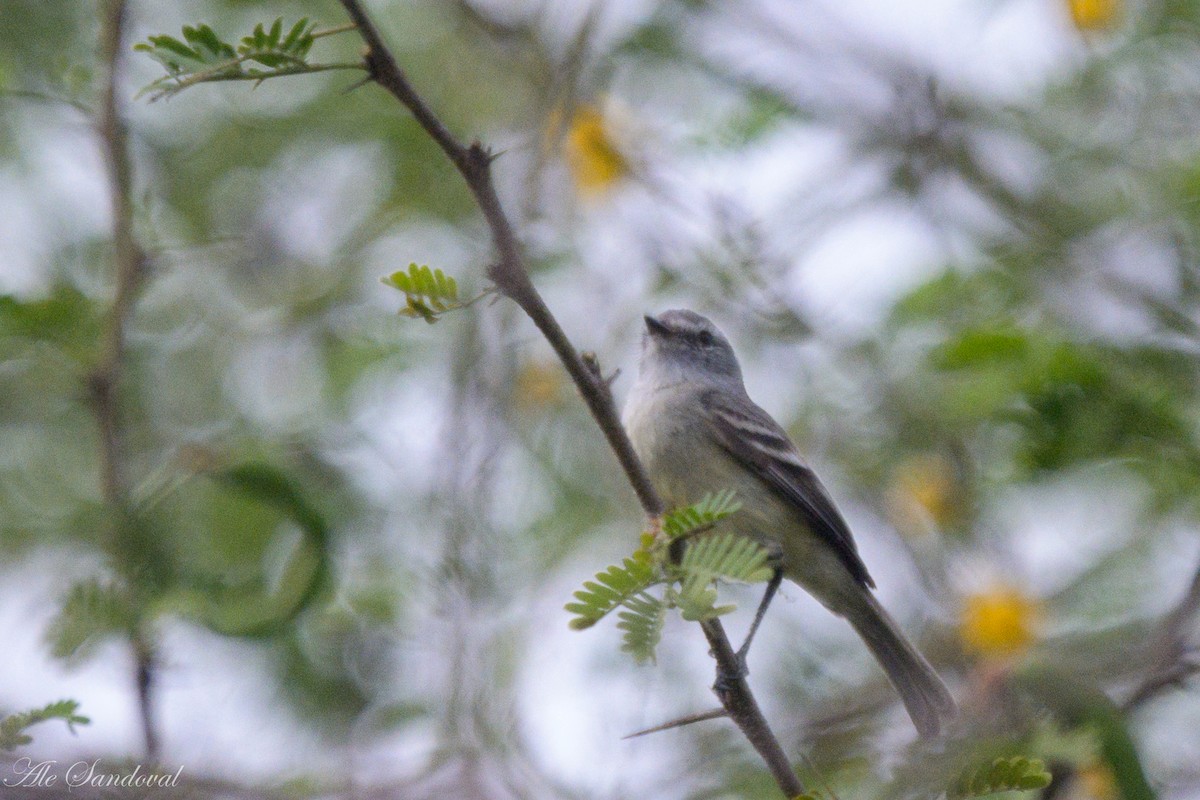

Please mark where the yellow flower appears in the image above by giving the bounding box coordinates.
[564,105,630,197]
[886,453,958,537]
[1068,0,1120,31]
[959,586,1041,659]
[513,361,563,408]
[1078,760,1118,800]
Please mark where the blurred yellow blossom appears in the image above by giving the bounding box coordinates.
[514,361,564,409]
[1077,760,1118,800]
[1068,0,1120,30]
[959,586,1042,658]
[886,453,959,537]
[564,105,630,197]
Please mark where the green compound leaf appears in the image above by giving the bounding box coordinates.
[674,532,772,621]
[0,700,90,752]
[662,489,742,540]
[135,17,355,101]
[617,593,666,664]
[281,18,314,54]
[46,579,138,664]
[565,557,657,630]
[681,531,774,583]
[566,491,766,664]
[135,24,237,79]
[382,263,468,324]
[184,23,236,59]
[949,756,1052,800]
[239,17,316,68]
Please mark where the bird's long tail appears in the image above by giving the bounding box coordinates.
[842,591,956,738]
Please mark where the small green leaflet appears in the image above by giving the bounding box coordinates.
[662,489,741,540]
[565,558,656,631]
[381,263,465,324]
[617,593,666,664]
[134,18,356,101]
[949,756,1052,799]
[674,533,774,621]
[0,700,90,751]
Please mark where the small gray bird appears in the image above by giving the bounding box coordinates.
[623,309,956,737]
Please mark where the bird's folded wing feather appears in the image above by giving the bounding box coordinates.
[701,389,875,589]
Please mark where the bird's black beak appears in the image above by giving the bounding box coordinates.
[644,314,670,337]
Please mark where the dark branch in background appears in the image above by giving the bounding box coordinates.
[336,1,805,796]
[1042,563,1200,800]
[94,0,144,501]
[92,0,158,762]
[1123,561,1200,712]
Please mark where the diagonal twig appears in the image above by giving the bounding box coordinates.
[337,0,661,518]
[336,2,805,796]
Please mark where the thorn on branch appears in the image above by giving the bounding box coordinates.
[342,74,374,94]
[361,48,382,80]
[485,261,505,286]
[581,351,620,391]
[464,142,497,179]
[622,707,728,739]
[470,140,495,161]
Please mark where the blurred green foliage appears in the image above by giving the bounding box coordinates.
[2,0,1200,798]
[0,700,90,751]
[566,491,771,663]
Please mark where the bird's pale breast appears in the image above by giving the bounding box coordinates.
[624,383,864,610]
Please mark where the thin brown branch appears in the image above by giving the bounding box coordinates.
[95,0,158,763]
[95,0,146,500]
[145,61,365,103]
[133,631,160,761]
[1123,656,1200,712]
[310,22,359,39]
[701,619,806,795]
[336,0,660,517]
[1123,562,1200,712]
[336,2,805,796]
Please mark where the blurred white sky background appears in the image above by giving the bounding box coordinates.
[4,0,1200,797]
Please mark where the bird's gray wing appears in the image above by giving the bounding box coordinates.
[701,388,875,589]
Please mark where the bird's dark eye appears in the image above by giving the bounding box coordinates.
[697,330,715,347]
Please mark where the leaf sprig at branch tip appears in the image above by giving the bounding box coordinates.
[949,756,1052,799]
[0,700,90,751]
[382,263,492,323]
[134,17,363,101]
[566,490,774,663]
